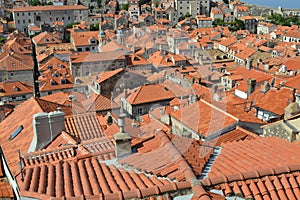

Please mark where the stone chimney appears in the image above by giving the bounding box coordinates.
[246,57,253,70]
[260,81,270,94]
[246,78,256,96]
[114,110,131,159]
[29,109,65,152]
[284,102,300,120]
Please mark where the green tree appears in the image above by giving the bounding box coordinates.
[66,22,80,29]
[97,0,102,8]
[235,19,245,29]
[213,18,225,26]
[30,0,41,6]
[184,13,192,18]
[265,13,300,26]
[90,23,99,31]
[0,38,6,44]
[121,4,129,10]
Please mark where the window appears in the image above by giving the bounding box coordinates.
[17,13,19,16]
[137,107,143,115]
[8,125,24,141]
[13,86,20,92]
[68,17,71,20]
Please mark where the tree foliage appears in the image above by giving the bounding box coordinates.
[90,23,99,31]
[213,19,245,31]
[66,22,80,29]
[30,0,41,6]
[121,4,129,10]
[266,13,300,26]
[0,38,6,44]
[178,13,192,22]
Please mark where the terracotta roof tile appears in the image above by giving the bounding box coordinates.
[207,137,300,179]
[18,155,190,199]
[120,131,213,181]
[149,51,187,68]
[250,87,295,115]
[100,40,130,52]
[127,84,175,105]
[39,56,69,72]
[205,126,258,146]
[234,48,256,60]
[203,164,300,199]
[83,93,119,112]
[70,50,125,64]
[0,97,72,176]
[13,5,88,12]
[0,80,32,97]
[0,51,33,71]
[170,100,238,137]
[284,74,300,90]
[71,31,99,47]
[33,31,62,46]
[0,182,14,198]
[65,112,104,141]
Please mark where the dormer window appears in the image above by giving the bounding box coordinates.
[47,64,53,69]
[50,80,56,86]
[58,64,65,69]
[89,39,97,44]
[61,79,67,84]
[13,86,20,92]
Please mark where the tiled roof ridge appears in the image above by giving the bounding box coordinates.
[25,144,77,157]
[157,132,197,181]
[35,98,71,115]
[200,99,240,122]
[20,155,192,199]
[128,86,142,104]
[0,53,31,70]
[60,131,79,145]
[201,164,300,187]
[235,126,259,138]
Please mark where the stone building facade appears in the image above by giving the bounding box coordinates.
[174,0,210,17]
[13,5,89,33]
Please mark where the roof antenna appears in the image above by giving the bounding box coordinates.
[30,32,40,98]
[18,149,24,182]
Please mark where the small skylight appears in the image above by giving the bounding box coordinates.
[8,125,24,141]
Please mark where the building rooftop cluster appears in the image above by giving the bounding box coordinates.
[0,0,300,199]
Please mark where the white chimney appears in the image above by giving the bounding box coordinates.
[29,109,65,152]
